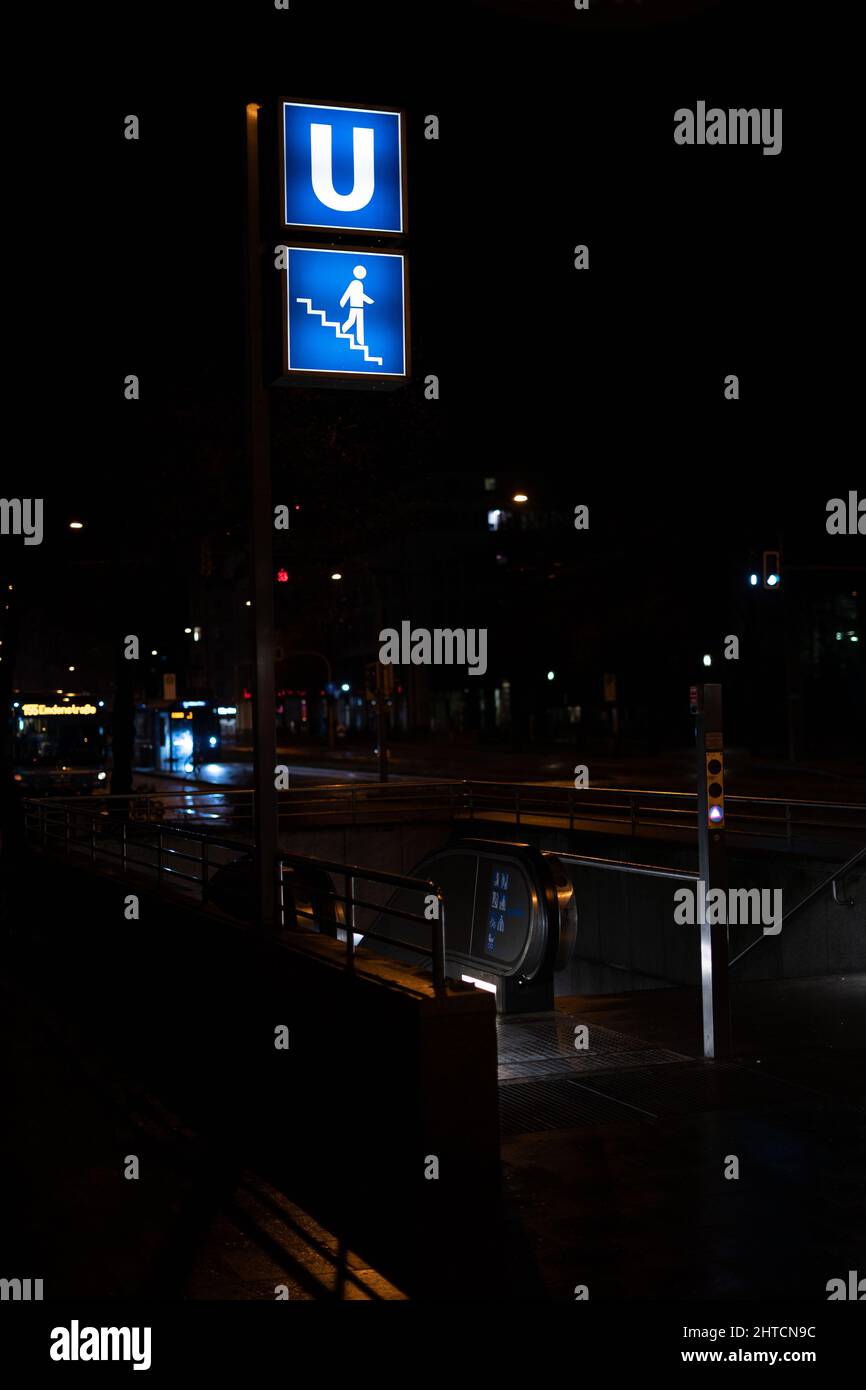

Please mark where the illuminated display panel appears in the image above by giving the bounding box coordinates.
[21,703,97,717]
[366,851,534,973]
[472,859,531,966]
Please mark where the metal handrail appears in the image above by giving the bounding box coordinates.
[28,780,866,821]
[31,779,865,812]
[22,798,449,991]
[23,799,253,903]
[546,850,701,883]
[541,850,705,997]
[277,849,447,990]
[23,797,250,855]
[728,846,866,969]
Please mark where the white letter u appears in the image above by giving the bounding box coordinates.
[310,123,375,212]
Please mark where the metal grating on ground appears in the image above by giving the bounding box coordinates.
[498,1061,808,1138]
[499,1075,646,1137]
[496,1006,811,1136]
[496,1012,688,1083]
[494,1010,785,1137]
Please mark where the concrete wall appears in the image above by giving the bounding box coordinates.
[303,819,866,994]
[523,827,866,993]
[279,820,449,876]
[22,851,502,1298]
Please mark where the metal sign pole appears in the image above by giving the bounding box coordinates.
[245,102,278,931]
[695,683,732,1058]
[376,663,389,783]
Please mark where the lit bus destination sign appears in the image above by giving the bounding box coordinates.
[21,703,97,717]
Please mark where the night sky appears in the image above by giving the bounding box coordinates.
[6,0,862,754]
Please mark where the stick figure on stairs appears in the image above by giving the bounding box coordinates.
[339,265,374,346]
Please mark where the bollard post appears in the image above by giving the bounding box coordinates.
[695,683,732,1060]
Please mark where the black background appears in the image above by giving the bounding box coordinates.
[2,0,863,1360]
[30,0,854,752]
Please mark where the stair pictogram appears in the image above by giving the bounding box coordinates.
[295,297,383,366]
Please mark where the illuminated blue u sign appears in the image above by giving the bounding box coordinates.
[282,102,405,234]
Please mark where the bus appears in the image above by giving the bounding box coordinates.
[12,695,110,796]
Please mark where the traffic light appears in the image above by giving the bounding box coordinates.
[705,751,725,827]
[762,550,781,590]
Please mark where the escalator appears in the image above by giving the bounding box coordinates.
[361,838,578,1012]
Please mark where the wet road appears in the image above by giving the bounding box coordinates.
[133,761,425,791]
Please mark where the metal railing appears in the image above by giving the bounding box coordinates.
[23,796,251,903]
[459,781,866,847]
[29,779,866,846]
[60,781,462,832]
[277,850,447,989]
[22,797,449,990]
[728,845,866,970]
[545,849,701,884]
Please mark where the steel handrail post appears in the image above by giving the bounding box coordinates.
[433,894,446,990]
[345,872,355,971]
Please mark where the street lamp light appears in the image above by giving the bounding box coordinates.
[513,493,528,504]
[69,521,84,530]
